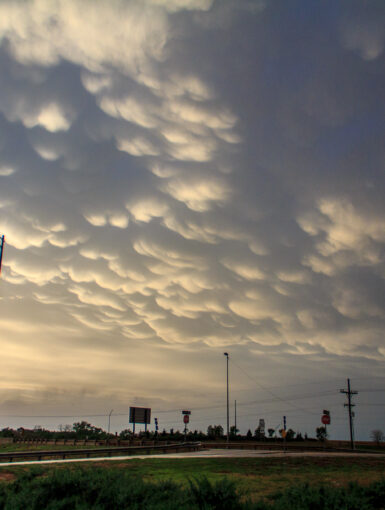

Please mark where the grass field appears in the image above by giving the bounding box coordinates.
[0,455,384,502]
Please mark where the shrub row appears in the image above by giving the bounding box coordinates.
[0,468,383,509]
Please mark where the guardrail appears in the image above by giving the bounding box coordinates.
[202,442,383,454]
[0,442,202,463]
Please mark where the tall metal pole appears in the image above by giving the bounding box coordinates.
[224,352,229,444]
[108,409,113,434]
[234,400,237,437]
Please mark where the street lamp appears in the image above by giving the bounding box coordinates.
[224,352,229,444]
[108,409,113,435]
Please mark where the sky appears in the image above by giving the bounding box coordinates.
[0,0,384,441]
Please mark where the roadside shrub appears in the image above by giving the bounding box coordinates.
[188,477,240,509]
[0,469,383,509]
[0,468,190,510]
[267,480,385,510]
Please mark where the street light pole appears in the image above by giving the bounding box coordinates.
[108,409,113,435]
[224,352,229,444]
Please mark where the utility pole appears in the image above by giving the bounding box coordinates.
[340,378,358,450]
[0,235,5,274]
[224,352,229,444]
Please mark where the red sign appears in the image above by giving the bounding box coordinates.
[183,415,189,424]
[322,414,330,425]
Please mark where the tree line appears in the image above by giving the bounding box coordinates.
[0,422,333,442]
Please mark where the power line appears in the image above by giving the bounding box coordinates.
[229,358,320,416]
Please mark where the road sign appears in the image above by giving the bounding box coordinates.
[183,415,189,424]
[322,414,331,425]
[129,407,151,424]
[182,410,191,415]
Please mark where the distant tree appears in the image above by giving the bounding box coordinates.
[246,429,253,440]
[286,428,296,441]
[371,429,384,445]
[73,421,105,439]
[316,426,328,441]
[268,428,275,438]
[230,425,239,439]
[207,425,224,439]
[296,432,304,441]
[119,429,133,440]
[0,428,15,438]
[254,427,265,441]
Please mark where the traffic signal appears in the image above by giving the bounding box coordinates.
[154,418,158,431]
[283,416,286,430]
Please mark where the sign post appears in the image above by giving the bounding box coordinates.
[182,410,191,442]
[321,410,331,439]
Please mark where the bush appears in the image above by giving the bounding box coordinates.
[189,477,240,510]
[0,469,383,509]
[265,480,385,510]
[0,468,189,510]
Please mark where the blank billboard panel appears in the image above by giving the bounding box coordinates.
[129,407,151,424]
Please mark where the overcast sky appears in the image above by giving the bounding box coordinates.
[0,0,384,440]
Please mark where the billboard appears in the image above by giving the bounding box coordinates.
[129,407,151,424]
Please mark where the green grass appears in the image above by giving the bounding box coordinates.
[2,456,384,501]
[0,466,383,509]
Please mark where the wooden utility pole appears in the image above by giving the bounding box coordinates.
[340,378,358,450]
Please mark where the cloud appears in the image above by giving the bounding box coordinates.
[299,198,385,274]
[0,0,384,438]
[162,175,231,211]
[24,102,73,132]
[127,197,169,223]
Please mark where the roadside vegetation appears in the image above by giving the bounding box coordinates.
[0,457,384,505]
[0,465,383,509]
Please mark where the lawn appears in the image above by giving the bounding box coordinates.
[0,455,384,502]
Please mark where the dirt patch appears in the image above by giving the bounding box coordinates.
[0,472,16,482]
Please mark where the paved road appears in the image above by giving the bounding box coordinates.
[0,449,383,467]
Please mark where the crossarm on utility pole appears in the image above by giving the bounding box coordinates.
[340,378,358,450]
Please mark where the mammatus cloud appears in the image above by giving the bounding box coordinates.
[0,0,384,437]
